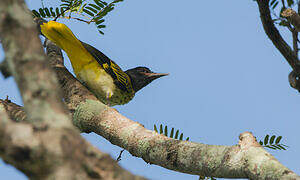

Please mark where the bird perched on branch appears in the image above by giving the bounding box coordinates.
[40,21,168,106]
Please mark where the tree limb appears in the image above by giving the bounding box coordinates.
[0,102,146,180]
[256,0,300,73]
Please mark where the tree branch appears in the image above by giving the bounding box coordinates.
[256,0,300,92]
[0,102,146,180]
[256,1,300,72]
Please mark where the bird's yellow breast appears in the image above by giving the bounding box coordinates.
[77,61,134,106]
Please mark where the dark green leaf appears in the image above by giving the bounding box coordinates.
[275,136,282,144]
[164,126,168,136]
[179,133,183,140]
[89,3,102,10]
[259,141,263,146]
[175,130,179,139]
[276,144,287,150]
[272,1,279,9]
[82,9,94,16]
[97,25,106,29]
[159,124,163,134]
[170,128,174,138]
[264,145,277,150]
[269,135,276,144]
[154,125,158,133]
[113,0,124,3]
[98,30,104,35]
[32,10,41,17]
[85,6,98,13]
[95,19,105,25]
[270,0,277,6]
[56,7,61,17]
[287,0,294,7]
[264,135,269,145]
[39,8,46,17]
[99,0,108,5]
[186,137,190,141]
[94,0,105,8]
[50,7,56,16]
[44,8,51,17]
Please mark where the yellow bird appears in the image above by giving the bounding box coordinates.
[40,21,168,106]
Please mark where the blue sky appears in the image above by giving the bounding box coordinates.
[0,0,299,179]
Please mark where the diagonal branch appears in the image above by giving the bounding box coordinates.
[256,0,300,73]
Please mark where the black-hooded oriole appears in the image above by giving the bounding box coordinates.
[40,21,168,106]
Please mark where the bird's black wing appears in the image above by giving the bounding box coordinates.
[80,41,132,92]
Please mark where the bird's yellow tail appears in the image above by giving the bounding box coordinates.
[40,21,94,73]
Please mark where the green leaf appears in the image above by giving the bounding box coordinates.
[269,135,275,144]
[32,10,41,17]
[98,0,108,5]
[97,24,106,29]
[82,9,94,16]
[276,144,287,150]
[175,130,179,139]
[159,124,163,134]
[179,133,183,140]
[94,0,104,8]
[275,136,282,144]
[113,0,124,3]
[44,8,51,17]
[85,6,98,13]
[265,145,277,150]
[272,1,279,9]
[287,0,294,7]
[89,3,102,10]
[170,128,174,138]
[270,0,277,6]
[164,126,168,136]
[95,19,105,25]
[39,8,46,17]
[98,30,104,35]
[186,137,190,141]
[259,140,263,146]
[264,135,269,145]
[154,125,158,133]
[50,7,56,16]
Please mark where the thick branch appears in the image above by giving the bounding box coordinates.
[0,103,146,180]
[256,1,300,73]
[0,0,71,128]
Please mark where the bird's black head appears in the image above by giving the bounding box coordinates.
[125,67,168,92]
